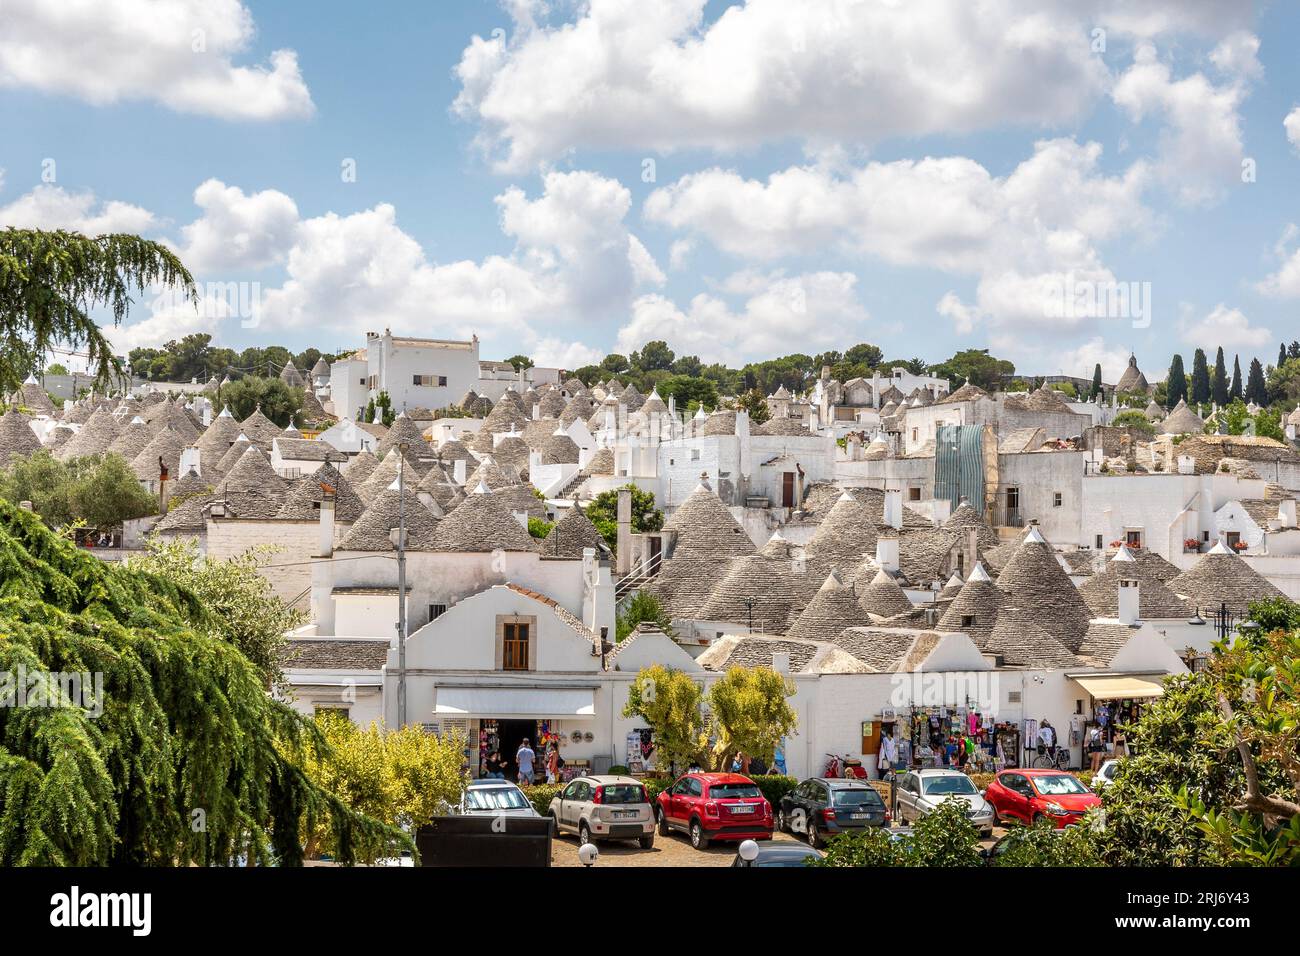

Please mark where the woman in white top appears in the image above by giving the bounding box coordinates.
[877,728,898,779]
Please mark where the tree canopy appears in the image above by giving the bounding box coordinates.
[0,451,156,531]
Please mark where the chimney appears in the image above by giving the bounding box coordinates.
[616,487,632,576]
[771,651,791,674]
[318,490,336,558]
[875,531,900,573]
[883,486,903,530]
[532,402,540,420]
[453,459,466,484]
[1177,454,1195,475]
[966,527,979,572]
[180,445,201,477]
[1117,576,1140,625]
[932,498,952,526]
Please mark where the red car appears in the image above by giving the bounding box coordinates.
[985,769,1102,828]
[655,773,773,849]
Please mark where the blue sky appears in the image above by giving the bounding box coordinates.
[3,0,1299,382]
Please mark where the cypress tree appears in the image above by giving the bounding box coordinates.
[1090,363,1103,400]
[1280,343,1288,369]
[1212,347,1228,406]
[1191,349,1210,405]
[1230,355,1243,401]
[1246,357,1268,405]
[1167,354,1187,408]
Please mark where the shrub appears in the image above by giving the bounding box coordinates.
[607,765,630,775]
[988,818,1103,866]
[751,774,798,807]
[521,784,565,816]
[816,797,983,867]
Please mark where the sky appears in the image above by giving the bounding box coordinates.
[3,0,1300,383]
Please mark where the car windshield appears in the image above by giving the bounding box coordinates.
[602,784,646,805]
[833,789,885,808]
[711,782,761,798]
[1032,774,1088,796]
[922,775,978,796]
[465,787,530,811]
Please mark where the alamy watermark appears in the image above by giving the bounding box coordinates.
[0,666,104,718]
[889,671,999,715]
[1042,272,1151,328]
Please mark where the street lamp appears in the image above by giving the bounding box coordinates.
[397,441,409,727]
[578,843,599,867]
[738,840,760,866]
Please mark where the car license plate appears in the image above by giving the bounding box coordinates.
[730,804,755,814]
[613,810,634,818]
[851,813,870,820]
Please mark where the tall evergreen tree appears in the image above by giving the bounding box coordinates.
[1246,357,1268,405]
[1191,349,1211,405]
[1281,342,1288,369]
[1166,354,1188,408]
[1230,355,1243,401]
[1212,347,1228,406]
[1090,363,1103,400]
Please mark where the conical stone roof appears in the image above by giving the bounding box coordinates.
[0,409,41,467]
[1160,400,1204,436]
[1078,546,1191,619]
[541,506,607,557]
[430,485,537,552]
[338,486,440,551]
[106,416,154,463]
[238,408,282,447]
[1169,541,1288,615]
[804,492,879,568]
[785,570,874,642]
[215,435,252,476]
[276,462,365,522]
[57,405,121,460]
[696,535,806,633]
[15,380,56,416]
[858,568,914,618]
[376,412,432,460]
[195,406,244,464]
[994,527,1093,651]
[357,449,422,504]
[214,444,288,517]
[131,425,188,482]
[342,449,379,485]
[470,390,530,453]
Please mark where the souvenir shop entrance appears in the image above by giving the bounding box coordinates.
[1071,675,1163,772]
[495,719,534,780]
[896,705,1006,773]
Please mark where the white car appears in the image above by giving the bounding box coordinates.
[1091,759,1120,789]
[895,770,996,837]
[548,775,655,848]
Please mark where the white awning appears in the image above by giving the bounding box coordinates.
[434,686,596,720]
[1072,676,1164,700]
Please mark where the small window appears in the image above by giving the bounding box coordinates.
[911,428,918,442]
[1006,487,1020,510]
[1095,534,1104,549]
[428,603,447,622]
[1224,531,1241,549]
[1053,492,1062,507]
[960,614,975,628]
[1202,531,1210,542]
[1125,530,1142,549]
[314,705,350,719]
[909,487,922,501]
[502,622,529,671]
[690,449,700,461]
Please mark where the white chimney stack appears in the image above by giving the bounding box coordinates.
[1177,455,1195,475]
[1118,576,1140,625]
[1279,499,1297,529]
[875,532,900,573]
[453,458,467,484]
[883,487,903,530]
[318,492,335,558]
[180,445,201,477]
[771,651,790,673]
[932,498,952,526]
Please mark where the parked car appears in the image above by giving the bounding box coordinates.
[460,779,540,817]
[731,841,823,867]
[894,769,996,837]
[984,769,1102,827]
[1090,759,1120,789]
[548,775,655,848]
[655,772,773,849]
[777,777,889,847]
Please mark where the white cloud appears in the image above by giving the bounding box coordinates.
[993,335,1133,384]
[175,179,299,272]
[646,138,1152,335]
[0,184,158,234]
[1285,106,1300,151]
[1256,224,1300,299]
[1111,41,1252,204]
[453,0,1112,171]
[0,0,313,120]
[1178,303,1271,348]
[668,239,695,271]
[616,271,868,366]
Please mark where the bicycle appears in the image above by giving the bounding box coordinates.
[1031,743,1069,770]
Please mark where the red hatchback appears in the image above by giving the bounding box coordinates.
[656,773,773,849]
[985,769,1101,828]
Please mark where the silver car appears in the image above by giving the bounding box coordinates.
[894,770,995,837]
[548,775,655,848]
[459,779,540,817]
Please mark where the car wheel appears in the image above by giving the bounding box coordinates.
[638,834,654,850]
[549,812,561,835]
[578,822,592,846]
[807,822,821,849]
[657,807,671,836]
[689,819,710,850]
[776,808,787,833]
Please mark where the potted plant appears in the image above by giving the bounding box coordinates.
[1183,537,1200,553]
[1232,540,1248,552]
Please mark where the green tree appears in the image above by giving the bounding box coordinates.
[1246,357,1268,405]
[843,342,884,368]
[128,538,302,689]
[1090,363,1103,400]
[0,451,156,530]
[0,499,401,865]
[988,818,1102,866]
[1112,409,1154,438]
[504,354,534,373]
[657,374,718,411]
[930,348,1015,390]
[732,388,771,424]
[1254,407,1284,441]
[815,797,983,867]
[1230,355,1243,401]
[1166,353,1188,407]
[705,666,798,769]
[616,591,672,641]
[671,354,703,377]
[600,353,630,374]
[0,229,195,393]
[44,363,69,376]
[585,485,664,553]
[1212,347,1229,406]
[630,340,675,372]
[622,666,708,773]
[571,364,603,386]
[1191,348,1211,404]
[222,376,304,427]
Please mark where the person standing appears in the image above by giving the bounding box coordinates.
[545,743,560,784]
[877,729,898,780]
[516,738,536,786]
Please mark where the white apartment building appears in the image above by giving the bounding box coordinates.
[363,330,483,414]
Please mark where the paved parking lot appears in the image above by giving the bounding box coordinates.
[550,824,1008,867]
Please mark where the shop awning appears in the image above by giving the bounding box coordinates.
[434,686,596,720]
[1072,676,1164,700]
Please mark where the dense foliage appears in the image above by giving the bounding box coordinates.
[218,376,305,428]
[615,591,672,641]
[0,499,401,865]
[0,451,156,530]
[622,666,708,773]
[586,484,663,553]
[705,666,799,770]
